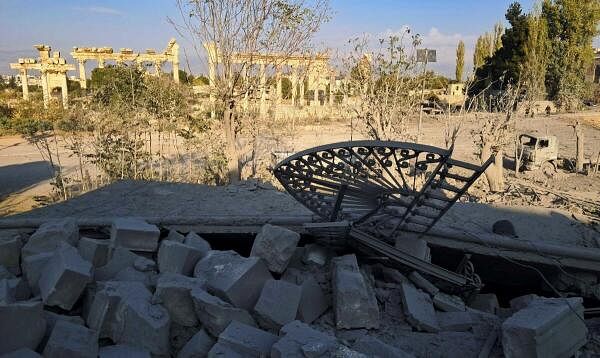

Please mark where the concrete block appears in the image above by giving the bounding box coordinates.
[158,240,204,276]
[94,248,139,281]
[0,280,14,304]
[191,287,256,336]
[502,297,587,358]
[0,300,46,355]
[207,342,245,357]
[395,234,430,262]
[297,276,329,324]
[43,320,98,358]
[41,311,85,350]
[0,348,41,358]
[99,345,151,358]
[194,250,272,310]
[113,266,155,289]
[184,232,211,255]
[38,244,92,310]
[408,271,439,296]
[380,266,410,284]
[217,321,278,357]
[352,335,413,358]
[399,282,439,333]
[110,218,160,252]
[153,273,206,327]
[271,320,338,358]
[468,293,499,315]
[165,229,185,243]
[250,224,300,274]
[7,277,31,301]
[302,244,332,266]
[133,256,156,272]
[436,311,474,332]
[177,329,216,358]
[21,219,79,258]
[22,252,53,295]
[0,266,15,280]
[0,235,21,272]
[509,294,540,311]
[77,237,110,267]
[433,292,466,312]
[332,254,380,329]
[254,279,302,331]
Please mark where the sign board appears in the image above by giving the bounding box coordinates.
[417,49,437,63]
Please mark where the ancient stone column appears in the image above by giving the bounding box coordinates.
[154,62,162,76]
[259,63,267,115]
[313,81,319,106]
[98,58,105,69]
[299,78,305,106]
[78,60,87,89]
[60,73,69,106]
[20,69,29,100]
[41,72,50,108]
[291,67,297,106]
[208,55,216,118]
[329,74,335,106]
[276,66,282,104]
[172,41,180,83]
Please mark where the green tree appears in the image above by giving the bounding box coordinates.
[474,33,492,70]
[456,40,465,82]
[522,12,550,102]
[493,22,504,53]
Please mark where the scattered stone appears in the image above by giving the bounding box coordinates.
[509,294,540,311]
[184,232,211,256]
[110,218,160,252]
[492,219,518,238]
[177,329,216,358]
[0,348,41,358]
[38,244,92,310]
[0,235,21,273]
[408,271,439,296]
[41,311,85,350]
[399,282,439,333]
[0,300,46,355]
[217,321,278,357]
[77,237,110,267]
[436,311,474,332]
[153,273,206,327]
[94,248,139,281]
[170,322,199,353]
[352,335,413,358]
[380,266,409,284]
[194,250,271,310]
[254,279,302,331]
[392,330,480,358]
[113,266,155,289]
[432,292,466,312]
[297,276,329,324]
[302,244,332,266]
[21,219,79,258]
[468,293,499,315]
[22,252,53,295]
[43,320,98,358]
[191,287,256,336]
[0,280,14,304]
[250,224,300,274]
[98,345,151,358]
[207,342,245,357]
[158,240,204,276]
[165,230,185,243]
[271,320,338,358]
[395,234,431,262]
[133,256,156,272]
[502,297,587,358]
[331,254,380,329]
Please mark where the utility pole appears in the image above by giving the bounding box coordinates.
[416,49,436,143]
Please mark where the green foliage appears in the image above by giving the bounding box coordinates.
[178,69,194,85]
[193,75,210,86]
[456,40,465,82]
[90,66,146,108]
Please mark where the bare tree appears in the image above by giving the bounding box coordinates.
[173,0,331,182]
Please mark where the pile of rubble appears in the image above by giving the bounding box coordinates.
[0,218,591,357]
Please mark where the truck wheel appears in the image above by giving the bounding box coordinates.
[542,161,557,177]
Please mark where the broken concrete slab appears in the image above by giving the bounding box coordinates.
[271,320,338,358]
[193,250,271,310]
[331,254,380,329]
[21,251,53,295]
[191,287,256,336]
[217,321,278,357]
[94,248,140,281]
[177,329,216,358]
[408,271,439,296]
[77,237,110,267]
[110,218,160,252]
[468,293,499,315]
[21,219,79,258]
[509,294,540,311]
[158,240,204,276]
[0,235,21,273]
[352,335,414,358]
[432,292,466,312]
[436,311,475,332]
[502,297,587,358]
[153,273,206,327]
[0,300,46,355]
[38,244,92,310]
[184,232,211,255]
[0,348,41,358]
[399,282,439,333]
[297,276,329,324]
[43,320,98,358]
[98,345,151,358]
[395,234,431,262]
[250,224,300,274]
[165,229,185,243]
[254,279,302,331]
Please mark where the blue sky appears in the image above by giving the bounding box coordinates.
[0,0,538,76]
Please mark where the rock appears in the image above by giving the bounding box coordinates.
[432,292,466,312]
[98,345,151,358]
[509,294,540,311]
[191,287,256,336]
[184,232,211,255]
[193,250,271,310]
[170,322,199,353]
[352,335,413,358]
[0,348,41,358]
[502,297,587,358]
[436,311,474,332]
[0,235,21,273]
[77,237,110,267]
[392,330,480,358]
[21,219,79,258]
[216,321,278,357]
[153,273,206,327]
[254,279,302,331]
[468,293,499,315]
[110,218,160,252]
[297,276,329,324]
[165,230,185,243]
[113,267,155,289]
[21,252,53,295]
[395,234,431,262]
[0,300,46,355]
[399,282,439,333]
[41,311,85,350]
[302,244,332,266]
[177,329,215,358]
[250,224,300,274]
[38,244,92,310]
[271,320,338,358]
[158,241,204,276]
[43,320,98,358]
[331,254,380,329]
[94,248,140,281]
[408,271,439,296]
